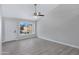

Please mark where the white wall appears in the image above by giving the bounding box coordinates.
[3,17,18,42]
[37,4,79,48]
[0,5,2,54]
[3,17,36,42]
[1,4,33,19]
[0,16,2,54]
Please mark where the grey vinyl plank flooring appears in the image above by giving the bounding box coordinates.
[2,38,79,55]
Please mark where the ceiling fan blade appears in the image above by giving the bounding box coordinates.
[38,14,45,16]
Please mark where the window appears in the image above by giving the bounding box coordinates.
[16,21,32,34]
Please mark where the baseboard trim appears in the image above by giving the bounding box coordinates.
[38,36,79,49]
[2,37,37,43]
[2,34,37,43]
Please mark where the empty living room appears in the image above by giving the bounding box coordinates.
[0,4,79,55]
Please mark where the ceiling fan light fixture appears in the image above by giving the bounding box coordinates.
[33,4,44,19]
[33,15,38,19]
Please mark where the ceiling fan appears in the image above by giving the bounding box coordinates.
[33,4,44,18]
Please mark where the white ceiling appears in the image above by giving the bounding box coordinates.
[1,4,58,20]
